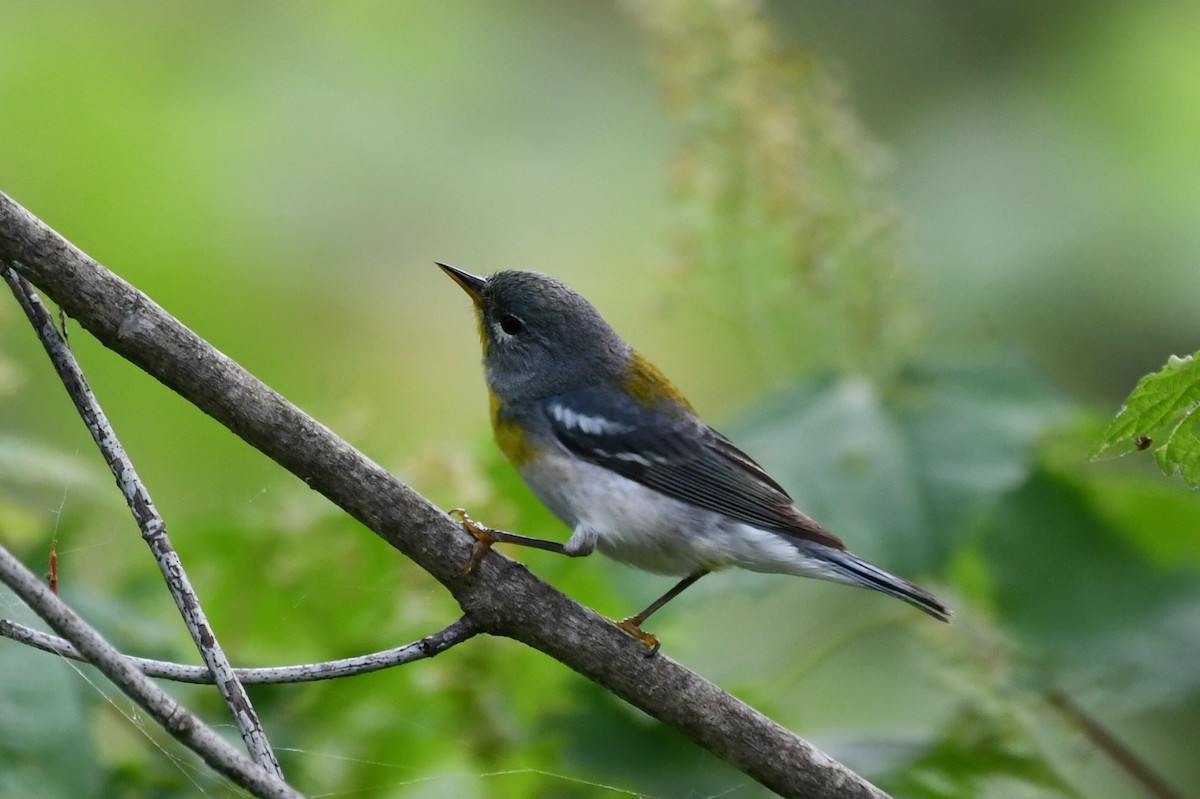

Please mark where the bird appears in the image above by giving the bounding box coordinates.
[438,262,950,652]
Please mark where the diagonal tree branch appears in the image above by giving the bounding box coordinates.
[0,616,479,684]
[0,543,305,799]
[0,190,889,799]
[2,265,283,777]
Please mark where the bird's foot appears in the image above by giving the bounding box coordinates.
[617,617,661,658]
[448,508,497,574]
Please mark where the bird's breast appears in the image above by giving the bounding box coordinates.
[489,393,539,466]
[515,449,746,576]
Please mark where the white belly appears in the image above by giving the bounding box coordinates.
[518,452,810,577]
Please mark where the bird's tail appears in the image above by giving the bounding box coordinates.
[820,548,951,622]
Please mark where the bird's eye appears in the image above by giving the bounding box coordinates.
[499,314,526,335]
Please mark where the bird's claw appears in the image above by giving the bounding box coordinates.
[451,508,662,656]
[617,617,661,658]
[449,508,496,574]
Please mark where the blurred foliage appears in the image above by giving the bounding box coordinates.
[2,1,1199,799]
[625,0,913,385]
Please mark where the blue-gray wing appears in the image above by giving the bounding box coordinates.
[543,387,845,549]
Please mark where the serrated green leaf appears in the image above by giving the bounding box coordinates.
[1093,353,1200,487]
[1155,405,1200,486]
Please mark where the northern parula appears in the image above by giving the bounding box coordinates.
[439,263,950,650]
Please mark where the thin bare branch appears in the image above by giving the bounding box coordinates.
[0,616,479,684]
[1046,690,1186,799]
[0,543,305,799]
[0,190,889,799]
[2,265,283,777]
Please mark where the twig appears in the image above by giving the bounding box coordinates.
[1046,690,1185,799]
[1,265,282,777]
[0,616,479,684]
[0,543,305,799]
[47,538,58,594]
[0,190,890,799]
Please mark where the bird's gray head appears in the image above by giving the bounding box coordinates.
[439,264,631,401]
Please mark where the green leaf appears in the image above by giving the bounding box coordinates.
[883,704,1083,799]
[1083,473,1200,568]
[728,351,1066,574]
[0,436,115,503]
[0,591,100,799]
[1092,352,1200,487]
[981,467,1200,705]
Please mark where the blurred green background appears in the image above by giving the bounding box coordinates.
[2,2,1198,797]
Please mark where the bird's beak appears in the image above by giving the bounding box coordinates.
[437,262,486,307]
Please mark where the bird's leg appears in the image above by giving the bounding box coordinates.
[449,508,574,573]
[617,570,708,657]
